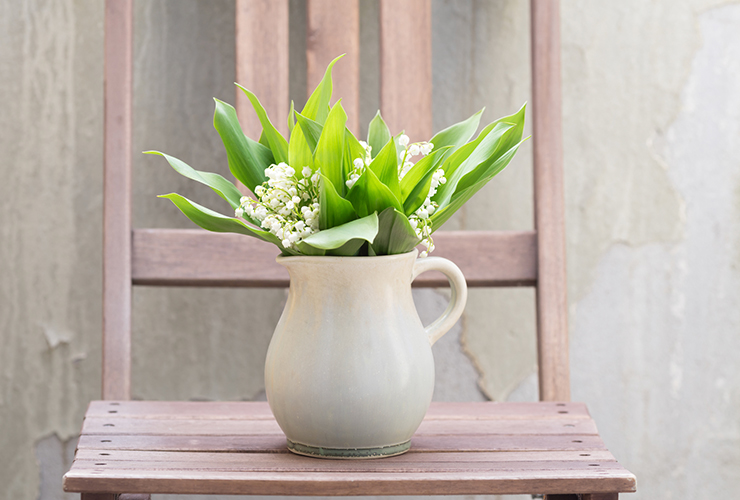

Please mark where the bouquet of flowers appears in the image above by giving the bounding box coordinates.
[149,55,526,257]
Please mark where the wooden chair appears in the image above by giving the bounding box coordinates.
[63,0,636,498]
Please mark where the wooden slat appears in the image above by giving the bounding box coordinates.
[85,401,587,420]
[74,449,617,464]
[379,0,432,142]
[77,433,608,453]
[65,468,635,496]
[131,229,537,287]
[235,0,289,139]
[80,416,598,437]
[307,0,360,133]
[103,0,133,401]
[531,0,570,402]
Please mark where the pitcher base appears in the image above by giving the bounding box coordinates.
[286,439,411,459]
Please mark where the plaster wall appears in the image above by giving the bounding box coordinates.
[0,1,739,499]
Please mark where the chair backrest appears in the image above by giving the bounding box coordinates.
[102,0,568,403]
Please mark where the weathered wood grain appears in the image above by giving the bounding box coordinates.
[65,467,635,496]
[103,0,133,402]
[531,0,570,402]
[80,416,598,437]
[131,229,537,287]
[235,0,289,139]
[76,433,609,453]
[74,449,617,464]
[379,0,432,142]
[307,0,360,133]
[85,401,588,420]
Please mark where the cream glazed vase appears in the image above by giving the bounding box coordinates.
[264,249,468,459]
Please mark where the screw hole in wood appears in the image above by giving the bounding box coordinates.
[101,440,111,443]
[103,423,115,427]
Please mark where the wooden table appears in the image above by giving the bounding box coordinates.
[63,401,636,496]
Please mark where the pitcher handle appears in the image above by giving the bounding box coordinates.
[412,257,468,345]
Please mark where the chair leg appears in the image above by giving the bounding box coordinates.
[81,494,150,500]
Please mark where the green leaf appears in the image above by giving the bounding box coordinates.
[371,207,421,255]
[319,174,357,230]
[294,112,323,153]
[367,111,391,160]
[433,121,515,208]
[158,193,294,254]
[455,137,530,194]
[288,100,295,134]
[346,167,403,217]
[145,151,243,209]
[302,54,343,125]
[213,98,272,192]
[344,128,367,179]
[399,146,451,201]
[300,212,379,251]
[430,108,484,151]
[430,139,525,231]
[288,116,314,172]
[368,137,401,199]
[402,152,453,216]
[236,84,289,164]
[314,101,348,195]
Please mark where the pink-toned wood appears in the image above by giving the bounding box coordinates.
[80,416,599,436]
[131,229,537,287]
[307,0,360,133]
[531,0,570,402]
[118,495,150,500]
[379,0,432,142]
[235,0,289,139]
[75,449,617,464]
[103,0,133,402]
[85,400,588,420]
[77,433,609,453]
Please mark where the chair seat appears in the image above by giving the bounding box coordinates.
[63,401,635,496]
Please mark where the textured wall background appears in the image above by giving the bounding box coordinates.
[1,1,739,499]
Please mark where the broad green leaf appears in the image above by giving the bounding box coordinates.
[430,108,484,151]
[344,128,367,178]
[300,212,379,250]
[399,147,451,201]
[294,112,323,153]
[433,121,515,208]
[295,241,326,256]
[314,101,348,195]
[145,151,243,209]
[430,139,525,231]
[302,54,343,125]
[346,167,403,217]
[371,207,421,256]
[367,111,391,160]
[319,174,357,230]
[402,149,453,216]
[213,98,272,192]
[158,193,294,253]
[288,100,295,134]
[288,117,314,172]
[368,137,401,199]
[236,84,289,163]
[325,239,366,256]
[455,136,530,193]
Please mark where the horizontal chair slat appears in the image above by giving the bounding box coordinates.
[132,229,537,288]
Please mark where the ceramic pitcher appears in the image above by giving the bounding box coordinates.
[264,249,467,458]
